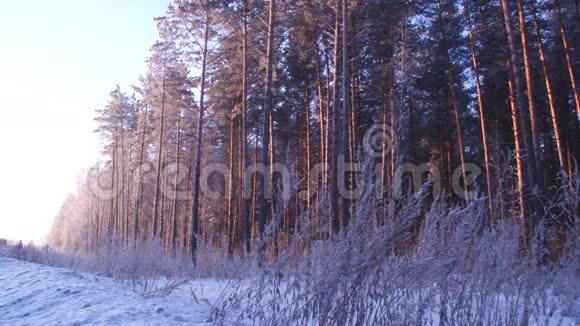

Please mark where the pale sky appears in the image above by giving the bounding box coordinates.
[0,0,170,243]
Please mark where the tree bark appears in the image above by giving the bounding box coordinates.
[341,0,351,228]
[555,0,580,120]
[501,0,538,194]
[464,0,495,223]
[508,73,529,250]
[241,0,251,255]
[436,0,469,201]
[153,68,167,239]
[305,81,312,215]
[381,91,389,225]
[258,0,276,264]
[517,0,542,178]
[135,106,148,243]
[171,107,182,256]
[227,110,235,257]
[330,0,341,235]
[530,0,566,169]
[314,41,326,221]
[191,18,210,262]
[109,131,117,238]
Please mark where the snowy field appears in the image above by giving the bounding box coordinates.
[0,255,228,325]
[0,244,578,325]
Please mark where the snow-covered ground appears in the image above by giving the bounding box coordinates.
[0,255,228,325]
[1,247,577,325]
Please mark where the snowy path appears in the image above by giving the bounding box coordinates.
[0,256,226,325]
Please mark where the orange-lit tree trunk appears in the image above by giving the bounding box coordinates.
[464,0,495,223]
[555,0,580,120]
[182,155,193,252]
[314,41,326,220]
[517,0,542,176]
[322,36,332,231]
[436,0,469,201]
[159,145,168,247]
[530,0,566,169]
[324,37,331,209]
[501,0,538,191]
[508,73,529,250]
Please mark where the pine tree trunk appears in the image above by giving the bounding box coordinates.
[159,146,168,248]
[191,18,210,262]
[183,154,193,252]
[324,37,332,207]
[436,0,469,201]
[322,36,332,233]
[530,0,566,169]
[135,106,148,243]
[251,144,258,248]
[95,163,101,247]
[348,6,358,219]
[258,0,276,264]
[268,113,276,257]
[517,0,543,178]
[508,73,529,250]
[119,127,125,243]
[464,0,495,223]
[501,0,538,195]
[171,108,182,256]
[241,0,251,255]
[341,0,351,228]
[153,70,167,239]
[389,85,396,202]
[305,81,311,215]
[381,91,389,225]
[555,0,580,120]
[330,0,341,235]
[314,42,326,221]
[109,132,117,238]
[227,112,235,257]
[125,135,133,246]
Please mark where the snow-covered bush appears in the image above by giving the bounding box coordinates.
[85,238,184,293]
[216,176,580,325]
[191,241,258,279]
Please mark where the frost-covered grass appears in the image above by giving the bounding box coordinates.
[211,190,580,325]
[3,177,579,325]
[2,211,579,326]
